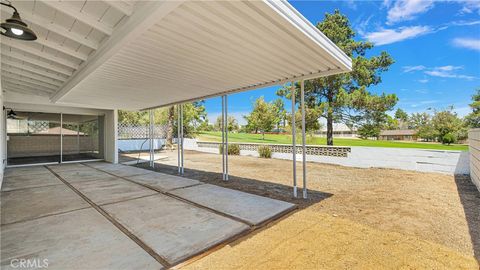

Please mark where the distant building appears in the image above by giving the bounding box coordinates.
[379,129,417,141]
[319,123,358,138]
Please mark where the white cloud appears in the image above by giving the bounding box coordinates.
[363,26,432,45]
[402,65,426,72]
[458,0,480,14]
[452,38,480,51]
[424,66,475,80]
[402,65,476,80]
[387,0,434,24]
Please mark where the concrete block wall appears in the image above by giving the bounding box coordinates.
[468,129,480,192]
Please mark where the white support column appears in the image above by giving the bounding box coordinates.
[104,109,118,164]
[221,96,225,180]
[177,105,181,174]
[225,95,229,181]
[180,104,184,175]
[291,82,297,198]
[300,79,307,199]
[148,109,154,168]
[60,113,63,163]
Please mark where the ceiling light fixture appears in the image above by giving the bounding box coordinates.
[0,0,37,41]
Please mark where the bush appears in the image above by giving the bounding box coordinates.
[258,145,272,158]
[441,133,457,145]
[219,143,240,155]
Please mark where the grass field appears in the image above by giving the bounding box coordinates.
[196,131,468,151]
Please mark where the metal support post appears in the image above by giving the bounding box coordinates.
[300,79,307,199]
[225,95,229,181]
[291,82,297,198]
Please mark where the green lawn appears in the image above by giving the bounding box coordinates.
[196,131,468,151]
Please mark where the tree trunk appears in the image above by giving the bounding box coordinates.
[166,105,175,149]
[327,97,334,146]
[262,131,265,140]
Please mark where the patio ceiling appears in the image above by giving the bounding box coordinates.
[1,0,352,110]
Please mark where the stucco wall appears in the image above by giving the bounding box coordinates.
[468,129,480,192]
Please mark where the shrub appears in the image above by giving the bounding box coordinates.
[258,145,272,158]
[219,143,240,155]
[441,133,457,145]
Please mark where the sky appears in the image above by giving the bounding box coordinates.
[204,0,480,125]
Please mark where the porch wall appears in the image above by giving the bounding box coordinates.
[0,82,5,189]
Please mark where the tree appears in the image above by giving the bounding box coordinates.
[277,10,396,145]
[272,98,287,131]
[244,97,276,139]
[214,115,239,132]
[408,112,435,141]
[394,108,409,122]
[384,115,399,130]
[431,107,464,144]
[465,88,480,128]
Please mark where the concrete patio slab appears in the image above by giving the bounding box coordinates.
[55,169,118,183]
[1,173,62,191]
[47,163,91,173]
[4,166,50,177]
[0,208,161,270]
[103,194,249,265]
[69,178,157,205]
[1,185,90,224]
[96,165,154,177]
[126,172,201,191]
[170,184,296,225]
[84,161,114,169]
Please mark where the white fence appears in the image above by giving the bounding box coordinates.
[468,129,480,191]
[117,123,167,152]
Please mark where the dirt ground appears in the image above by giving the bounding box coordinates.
[125,150,480,269]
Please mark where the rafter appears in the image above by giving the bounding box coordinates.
[2,77,57,94]
[3,82,54,96]
[2,72,59,91]
[52,0,184,102]
[40,0,114,36]
[1,58,68,82]
[103,1,133,16]
[1,38,80,70]
[2,65,63,86]
[0,9,99,50]
[1,50,73,77]
[34,37,89,61]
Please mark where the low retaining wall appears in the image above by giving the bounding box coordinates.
[468,129,480,191]
[197,141,351,157]
[187,139,469,175]
[118,139,165,152]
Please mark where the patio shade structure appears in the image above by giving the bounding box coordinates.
[0,0,352,197]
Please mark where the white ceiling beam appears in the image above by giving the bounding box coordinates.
[1,38,80,70]
[1,9,99,50]
[40,0,114,36]
[3,83,53,97]
[1,58,68,82]
[51,0,185,102]
[103,1,133,16]
[2,72,60,91]
[1,50,73,77]
[2,77,57,93]
[34,38,89,61]
[2,65,63,86]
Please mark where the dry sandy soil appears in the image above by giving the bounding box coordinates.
[125,150,480,269]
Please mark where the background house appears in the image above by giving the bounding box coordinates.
[379,129,418,141]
